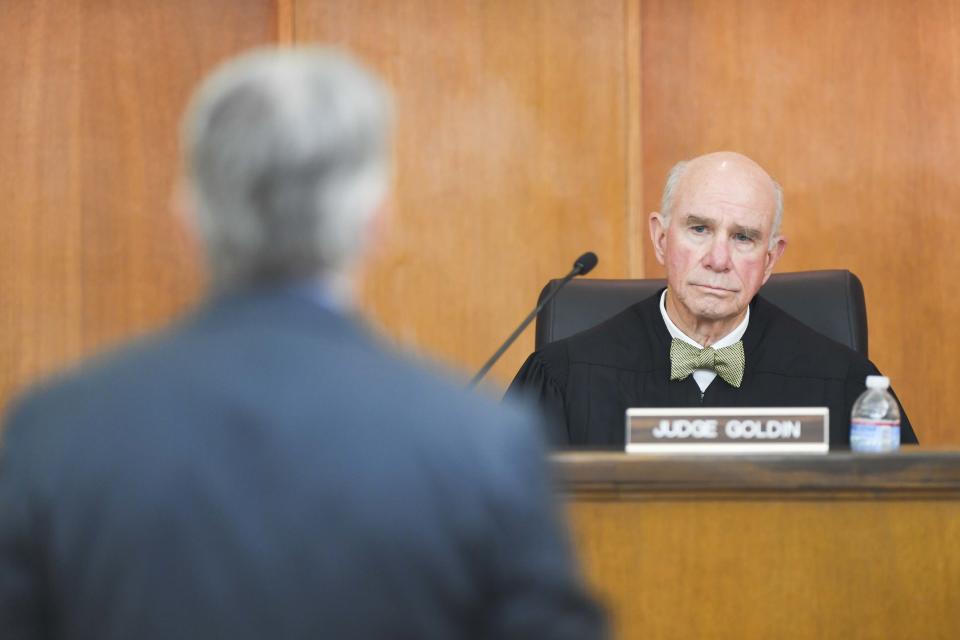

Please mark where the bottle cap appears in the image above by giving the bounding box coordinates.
[865,375,890,390]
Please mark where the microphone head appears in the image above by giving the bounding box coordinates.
[573,251,598,276]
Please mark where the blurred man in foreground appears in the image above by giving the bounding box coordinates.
[0,48,605,639]
[510,151,917,448]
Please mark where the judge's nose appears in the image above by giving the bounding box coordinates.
[701,237,732,272]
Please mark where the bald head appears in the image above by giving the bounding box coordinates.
[648,151,788,343]
[660,152,783,246]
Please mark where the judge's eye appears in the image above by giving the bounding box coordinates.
[733,233,753,243]
[691,225,708,234]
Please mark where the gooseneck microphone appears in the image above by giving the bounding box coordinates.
[467,252,598,389]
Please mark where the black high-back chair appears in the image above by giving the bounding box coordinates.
[534,270,868,356]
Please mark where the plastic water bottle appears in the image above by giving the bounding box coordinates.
[850,375,901,453]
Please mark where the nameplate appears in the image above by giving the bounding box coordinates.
[625,407,829,455]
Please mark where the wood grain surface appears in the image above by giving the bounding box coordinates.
[293,0,640,388]
[562,453,960,639]
[554,450,960,494]
[0,0,276,413]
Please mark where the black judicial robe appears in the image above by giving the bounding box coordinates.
[507,291,918,448]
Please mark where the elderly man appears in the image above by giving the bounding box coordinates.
[0,49,605,639]
[509,151,917,448]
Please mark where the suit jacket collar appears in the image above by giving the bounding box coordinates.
[185,285,376,349]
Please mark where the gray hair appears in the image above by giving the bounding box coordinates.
[182,47,392,292]
[659,160,784,247]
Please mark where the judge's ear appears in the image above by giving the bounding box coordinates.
[648,212,668,266]
[761,235,788,283]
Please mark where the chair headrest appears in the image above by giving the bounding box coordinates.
[535,270,868,355]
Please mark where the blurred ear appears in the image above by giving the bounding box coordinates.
[363,193,395,263]
[352,194,396,304]
[170,180,204,263]
[761,235,787,283]
[171,180,198,239]
[648,212,668,266]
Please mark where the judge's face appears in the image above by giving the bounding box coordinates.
[649,155,786,328]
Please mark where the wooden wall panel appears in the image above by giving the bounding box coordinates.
[0,0,277,415]
[294,0,639,388]
[1,1,84,415]
[641,0,960,444]
[7,0,956,445]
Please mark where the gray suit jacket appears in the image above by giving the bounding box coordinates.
[0,289,605,639]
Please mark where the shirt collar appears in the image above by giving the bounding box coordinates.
[659,289,749,349]
[291,275,354,314]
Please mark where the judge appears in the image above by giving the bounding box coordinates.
[508,151,918,448]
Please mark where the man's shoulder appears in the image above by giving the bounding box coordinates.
[384,351,541,443]
[752,296,872,380]
[3,303,541,472]
[0,326,191,495]
[4,329,176,425]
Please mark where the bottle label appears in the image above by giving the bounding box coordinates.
[850,420,900,453]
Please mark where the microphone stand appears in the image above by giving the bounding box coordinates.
[467,258,593,389]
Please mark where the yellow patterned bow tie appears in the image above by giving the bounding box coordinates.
[669,339,745,388]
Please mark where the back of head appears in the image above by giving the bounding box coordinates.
[182,48,392,293]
